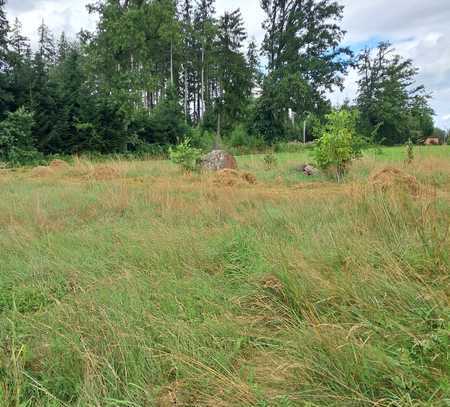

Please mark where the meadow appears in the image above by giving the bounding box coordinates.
[0,146,449,406]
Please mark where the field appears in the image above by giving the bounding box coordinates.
[0,146,449,406]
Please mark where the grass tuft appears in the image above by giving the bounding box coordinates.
[0,146,449,406]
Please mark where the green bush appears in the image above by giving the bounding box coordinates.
[274,141,316,153]
[128,87,188,147]
[169,137,202,172]
[405,138,414,164]
[189,127,215,152]
[314,109,362,182]
[132,141,169,159]
[263,151,278,170]
[227,125,265,155]
[0,107,42,166]
[229,125,247,147]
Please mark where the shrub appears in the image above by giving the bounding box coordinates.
[131,142,169,159]
[406,138,414,164]
[169,137,202,172]
[0,107,42,166]
[128,87,188,147]
[190,126,215,152]
[274,141,316,154]
[227,125,265,155]
[263,151,278,170]
[314,109,362,182]
[229,125,247,147]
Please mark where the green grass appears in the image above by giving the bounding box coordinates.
[0,146,449,406]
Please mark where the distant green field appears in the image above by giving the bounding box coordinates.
[0,147,449,406]
[237,145,450,184]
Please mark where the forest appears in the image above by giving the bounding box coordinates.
[0,0,441,166]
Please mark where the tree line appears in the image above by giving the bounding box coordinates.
[0,0,439,164]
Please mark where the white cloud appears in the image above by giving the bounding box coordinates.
[335,0,450,128]
[216,0,265,44]
[5,0,450,128]
[6,0,96,44]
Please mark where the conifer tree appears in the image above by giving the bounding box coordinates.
[214,9,252,133]
[8,18,32,110]
[0,0,10,117]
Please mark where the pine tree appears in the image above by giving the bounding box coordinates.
[31,23,58,151]
[49,42,85,153]
[8,18,32,110]
[10,18,29,56]
[180,0,195,122]
[57,32,70,63]
[0,0,11,117]
[37,20,56,66]
[0,0,8,67]
[246,40,262,90]
[214,9,252,134]
[194,0,216,119]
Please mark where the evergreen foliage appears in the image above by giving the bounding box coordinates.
[0,0,437,163]
[0,107,40,165]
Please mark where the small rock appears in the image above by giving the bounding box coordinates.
[200,150,237,171]
[296,164,318,176]
[303,164,317,176]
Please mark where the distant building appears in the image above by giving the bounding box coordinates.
[424,137,441,145]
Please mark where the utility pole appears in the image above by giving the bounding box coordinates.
[303,120,306,144]
[303,111,311,144]
[170,40,174,86]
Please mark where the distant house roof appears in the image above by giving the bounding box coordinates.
[424,137,441,145]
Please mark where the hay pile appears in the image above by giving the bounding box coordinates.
[49,159,70,170]
[369,167,420,195]
[213,169,257,187]
[261,275,284,294]
[30,166,55,178]
[92,165,122,180]
[30,160,70,178]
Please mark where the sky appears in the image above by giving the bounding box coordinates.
[5,0,450,129]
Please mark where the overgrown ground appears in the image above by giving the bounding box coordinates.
[0,146,449,406]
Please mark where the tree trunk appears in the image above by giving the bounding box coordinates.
[170,40,174,86]
[303,120,306,144]
[201,45,205,118]
[215,111,221,149]
[183,63,188,123]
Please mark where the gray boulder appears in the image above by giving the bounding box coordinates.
[200,150,238,171]
[296,164,318,176]
[303,164,318,176]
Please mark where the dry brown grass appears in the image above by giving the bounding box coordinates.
[13,155,449,236]
[1,151,448,406]
[91,164,123,180]
[212,169,257,187]
[369,166,420,195]
[30,165,55,178]
[0,169,10,183]
[49,159,70,170]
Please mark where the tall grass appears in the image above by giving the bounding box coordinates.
[0,148,449,406]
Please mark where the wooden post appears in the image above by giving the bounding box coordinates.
[215,111,221,150]
[303,120,306,144]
